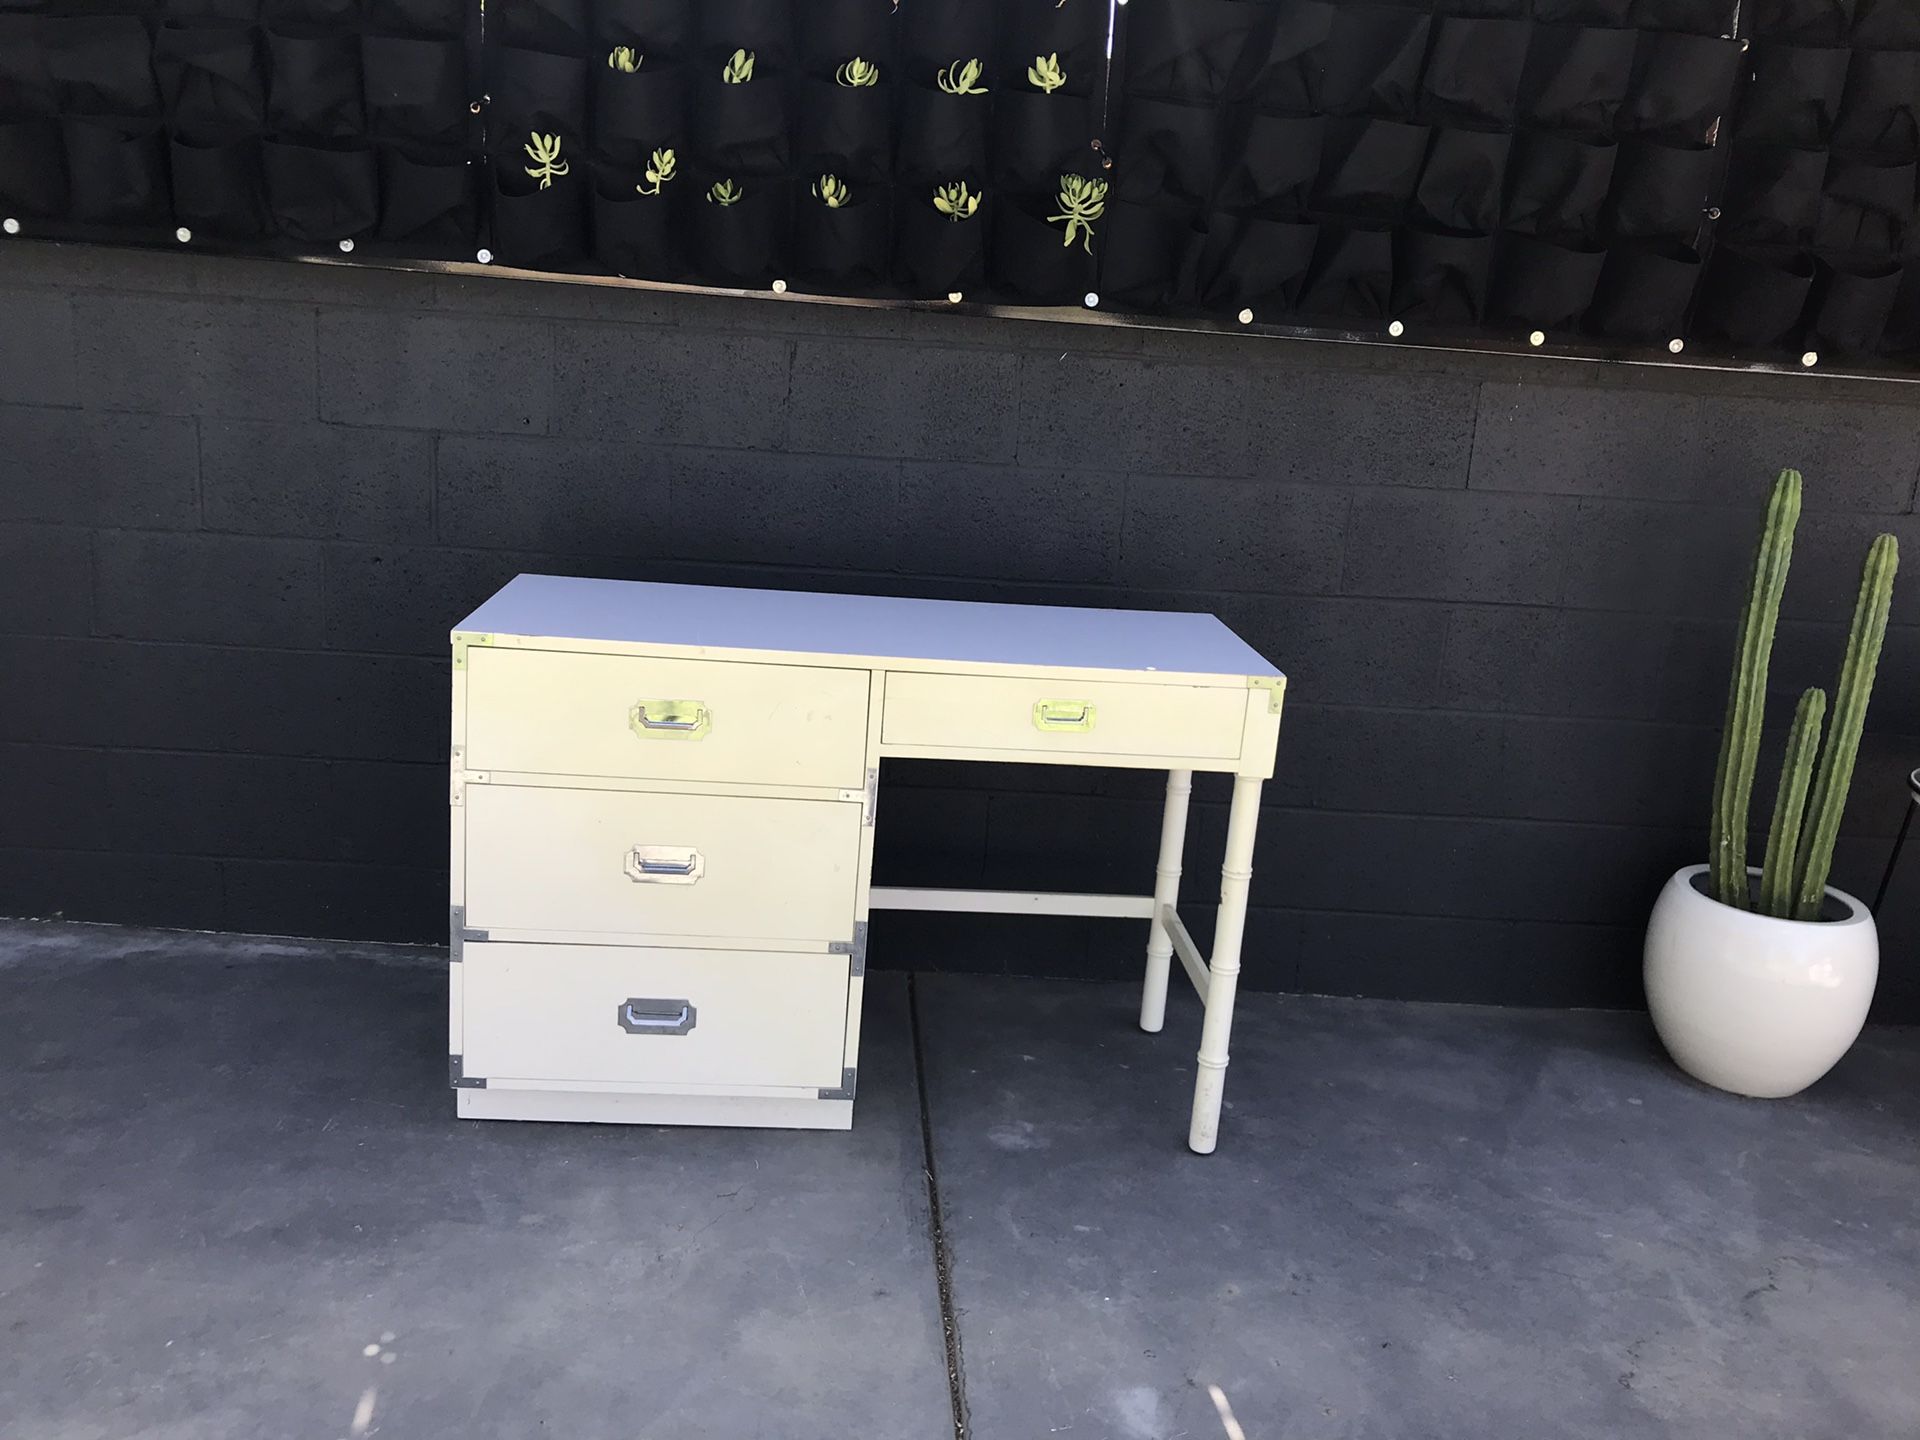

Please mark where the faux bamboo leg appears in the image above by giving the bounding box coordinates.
[1188,774,1262,1154]
[1140,769,1193,1034]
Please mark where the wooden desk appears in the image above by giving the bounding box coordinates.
[448,576,1285,1153]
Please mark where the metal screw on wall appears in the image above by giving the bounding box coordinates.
[1871,766,1920,913]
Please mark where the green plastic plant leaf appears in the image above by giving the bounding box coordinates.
[706,178,742,206]
[932,181,980,220]
[814,174,850,208]
[1048,173,1107,252]
[635,147,677,196]
[1027,52,1066,93]
[722,48,755,83]
[607,45,641,72]
[836,56,879,87]
[523,132,569,189]
[936,57,987,94]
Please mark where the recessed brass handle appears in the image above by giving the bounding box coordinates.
[1033,699,1096,732]
[630,700,710,739]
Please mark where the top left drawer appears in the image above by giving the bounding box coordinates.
[461,647,870,789]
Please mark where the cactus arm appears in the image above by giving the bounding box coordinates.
[1708,470,1802,907]
[1759,688,1826,918]
[1792,532,1898,919]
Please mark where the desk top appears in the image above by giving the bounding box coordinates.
[458,576,1281,680]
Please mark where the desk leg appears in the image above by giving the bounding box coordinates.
[1140,768,1192,1034]
[1189,774,1262,1155]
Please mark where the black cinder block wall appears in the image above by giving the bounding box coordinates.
[3,242,1918,1018]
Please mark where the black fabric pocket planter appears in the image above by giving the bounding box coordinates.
[1216,114,1324,218]
[1806,260,1901,354]
[698,0,794,73]
[1315,118,1429,222]
[1296,224,1393,318]
[156,25,266,139]
[169,131,270,237]
[797,0,894,80]
[43,15,160,117]
[899,0,992,81]
[1418,18,1527,129]
[1602,140,1717,243]
[1853,0,1920,46]
[1486,233,1606,329]
[1833,52,1920,164]
[992,91,1093,195]
[893,185,986,295]
[490,158,587,268]
[1390,228,1494,322]
[1628,0,1736,36]
[996,0,1108,100]
[1733,44,1848,147]
[1099,199,1203,309]
[696,71,787,175]
[1124,0,1261,103]
[1196,214,1320,310]
[792,183,889,288]
[1412,128,1510,234]
[1814,157,1916,259]
[593,61,686,165]
[266,29,364,141]
[261,0,357,28]
[0,119,67,218]
[1504,133,1617,243]
[64,118,170,222]
[1884,263,1920,358]
[794,77,889,184]
[1234,0,1335,112]
[1693,246,1815,346]
[0,18,56,117]
[168,0,259,24]
[377,144,476,246]
[591,172,683,278]
[264,136,376,240]
[1111,96,1216,209]
[362,35,468,144]
[1616,33,1742,146]
[1318,6,1432,119]
[992,190,1098,304]
[1583,239,1701,339]
[1721,145,1826,247]
[594,0,690,59]
[1533,0,1634,23]
[490,0,588,55]
[491,45,589,136]
[366,0,464,38]
[692,174,786,285]
[898,84,988,186]
[1519,26,1638,140]
[1750,0,1854,42]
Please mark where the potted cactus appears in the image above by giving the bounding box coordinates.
[1644,469,1898,1097]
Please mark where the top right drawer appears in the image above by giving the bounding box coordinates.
[881,672,1247,762]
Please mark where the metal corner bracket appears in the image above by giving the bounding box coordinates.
[451,632,492,670]
[450,1054,487,1089]
[828,921,870,976]
[818,1067,857,1101]
[448,906,487,961]
[1248,675,1286,714]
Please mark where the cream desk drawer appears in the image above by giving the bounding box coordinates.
[463,784,862,945]
[463,646,870,788]
[882,671,1247,762]
[460,942,851,1091]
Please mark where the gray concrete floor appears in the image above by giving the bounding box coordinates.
[3,921,1918,1439]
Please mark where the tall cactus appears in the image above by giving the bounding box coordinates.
[1709,469,1801,908]
[1790,532,1899,919]
[1758,687,1825,918]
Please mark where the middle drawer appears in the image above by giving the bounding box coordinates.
[464,784,862,945]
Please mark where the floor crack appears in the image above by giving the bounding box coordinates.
[910,972,970,1440]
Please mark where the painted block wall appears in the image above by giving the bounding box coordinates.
[2,242,1918,1018]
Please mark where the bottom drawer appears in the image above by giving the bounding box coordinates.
[460,942,850,1092]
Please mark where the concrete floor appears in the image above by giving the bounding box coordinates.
[3,921,1918,1439]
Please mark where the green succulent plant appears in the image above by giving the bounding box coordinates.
[634,147,676,196]
[936,57,987,94]
[721,48,755,83]
[1048,173,1106,251]
[933,181,981,220]
[814,174,851,208]
[836,56,879,87]
[607,45,641,72]
[522,131,568,189]
[1027,52,1066,93]
[707,178,743,206]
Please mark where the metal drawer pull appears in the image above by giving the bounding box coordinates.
[1033,699,1097,732]
[630,700,710,740]
[618,998,697,1035]
[624,845,704,884]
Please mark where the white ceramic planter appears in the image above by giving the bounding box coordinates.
[1644,864,1878,1098]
